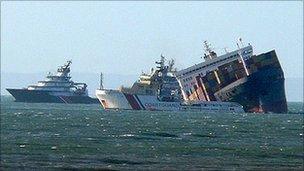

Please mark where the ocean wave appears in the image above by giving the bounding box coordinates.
[141,132,179,138]
[99,158,158,165]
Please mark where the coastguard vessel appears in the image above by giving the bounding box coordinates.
[175,39,287,113]
[95,55,245,113]
[6,61,99,104]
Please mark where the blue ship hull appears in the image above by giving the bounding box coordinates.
[6,89,99,104]
[215,66,287,113]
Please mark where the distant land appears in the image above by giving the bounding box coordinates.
[1,72,303,102]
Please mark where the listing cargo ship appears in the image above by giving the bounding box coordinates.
[175,40,287,113]
[6,61,99,104]
[95,56,245,113]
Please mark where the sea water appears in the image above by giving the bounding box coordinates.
[1,96,303,170]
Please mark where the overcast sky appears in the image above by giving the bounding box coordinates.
[1,1,303,78]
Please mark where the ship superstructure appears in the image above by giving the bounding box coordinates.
[118,55,181,102]
[7,61,99,104]
[175,40,287,113]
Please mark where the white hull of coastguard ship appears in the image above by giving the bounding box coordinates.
[96,89,244,113]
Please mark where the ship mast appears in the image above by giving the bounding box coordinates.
[168,59,175,72]
[99,72,104,89]
[61,60,72,71]
[65,60,72,68]
[156,54,165,71]
[203,41,212,55]
[203,41,217,61]
[57,60,72,76]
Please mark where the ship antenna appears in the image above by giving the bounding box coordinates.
[203,40,212,54]
[168,58,175,72]
[239,38,244,47]
[66,60,72,67]
[99,72,104,89]
[156,54,166,70]
[236,42,240,49]
[63,60,72,70]
[160,54,165,69]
